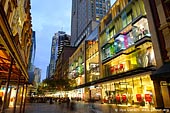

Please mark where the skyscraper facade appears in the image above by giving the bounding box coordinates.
[49,33,58,78]
[57,31,71,58]
[71,0,111,47]
[48,31,71,78]
[28,31,36,71]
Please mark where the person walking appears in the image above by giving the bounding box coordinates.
[70,100,76,111]
[66,97,70,108]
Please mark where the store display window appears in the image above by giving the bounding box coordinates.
[110,63,125,75]
[132,18,151,42]
[101,75,154,107]
[102,44,115,60]
[127,31,135,46]
[136,46,156,68]
[114,34,126,53]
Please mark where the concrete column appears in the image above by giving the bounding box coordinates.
[13,74,21,113]
[152,80,164,109]
[161,81,170,108]
[23,84,28,113]
[19,83,25,113]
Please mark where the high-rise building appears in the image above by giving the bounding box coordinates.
[28,31,36,71]
[34,68,41,84]
[49,33,58,78]
[48,31,71,78]
[71,0,111,47]
[57,31,71,58]
[46,65,50,79]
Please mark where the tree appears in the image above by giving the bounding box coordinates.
[38,78,76,93]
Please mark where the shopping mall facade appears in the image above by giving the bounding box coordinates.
[68,0,170,109]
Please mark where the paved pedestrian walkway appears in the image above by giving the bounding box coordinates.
[4,101,170,113]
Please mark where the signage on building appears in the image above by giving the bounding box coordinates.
[136,94,142,102]
[145,94,152,102]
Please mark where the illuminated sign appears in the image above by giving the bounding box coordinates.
[110,64,125,74]
[161,82,170,86]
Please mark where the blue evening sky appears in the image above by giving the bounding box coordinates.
[31,0,116,81]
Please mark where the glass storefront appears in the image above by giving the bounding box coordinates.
[86,40,100,82]
[101,17,151,61]
[69,44,86,86]
[102,43,156,77]
[102,74,154,107]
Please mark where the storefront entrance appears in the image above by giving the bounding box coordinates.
[102,74,154,108]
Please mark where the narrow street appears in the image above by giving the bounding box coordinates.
[5,101,169,113]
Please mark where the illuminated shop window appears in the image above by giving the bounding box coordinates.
[132,18,151,42]
[102,43,156,77]
[102,75,154,106]
[102,43,115,60]
[114,34,126,53]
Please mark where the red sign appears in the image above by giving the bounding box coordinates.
[110,66,114,73]
[110,64,124,74]
[116,95,120,102]
[145,94,152,102]
[119,64,124,71]
[136,94,142,102]
[122,95,127,102]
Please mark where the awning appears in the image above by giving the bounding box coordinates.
[151,62,170,80]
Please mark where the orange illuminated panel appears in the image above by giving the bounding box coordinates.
[0,50,8,58]
[0,92,3,96]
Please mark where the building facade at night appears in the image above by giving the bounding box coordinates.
[68,0,170,110]
[71,0,111,47]
[0,0,32,112]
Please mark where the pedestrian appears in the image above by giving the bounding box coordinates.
[70,100,76,111]
[50,97,53,104]
[66,97,70,108]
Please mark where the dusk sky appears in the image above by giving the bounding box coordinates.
[31,0,116,81]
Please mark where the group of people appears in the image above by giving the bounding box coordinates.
[57,97,76,111]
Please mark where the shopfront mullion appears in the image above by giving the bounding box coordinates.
[125,79,128,105]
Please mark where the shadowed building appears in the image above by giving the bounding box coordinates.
[55,46,76,80]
